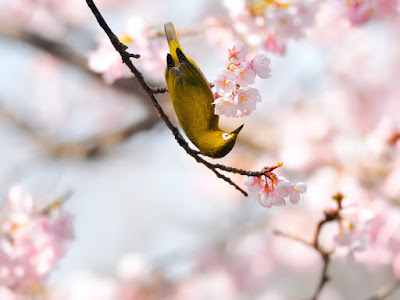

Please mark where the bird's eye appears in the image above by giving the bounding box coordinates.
[222,133,232,140]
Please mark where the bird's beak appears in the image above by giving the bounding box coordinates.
[232,124,244,135]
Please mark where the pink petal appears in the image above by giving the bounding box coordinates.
[252,53,271,79]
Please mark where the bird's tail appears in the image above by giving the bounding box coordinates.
[164,22,182,65]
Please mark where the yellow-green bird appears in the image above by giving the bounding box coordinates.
[164,22,243,158]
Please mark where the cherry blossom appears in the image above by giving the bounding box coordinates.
[265,9,302,40]
[374,0,398,13]
[88,17,167,84]
[332,199,388,260]
[0,185,74,295]
[245,174,307,209]
[264,34,286,55]
[213,39,271,118]
[235,62,256,87]
[342,0,399,25]
[294,1,320,27]
[174,269,238,300]
[393,252,400,278]
[228,39,249,66]
[252,53,271,79]
[213,94,237,117]
[275,180,306,204]
[346,1,374,25]
[219,0,321,56]
[244,176,266,193]
[214,70,236,95]
[259,189,286,208]
[115,253,153,284]
[88,37,133,84]
[235,87,261,114]
[6,1,400,298]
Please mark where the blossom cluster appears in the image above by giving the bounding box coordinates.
[217,0,320,55]
[342,0,399,25]
[212,39,271,118]
[332,196,400,279]
[0,186,74,296]
[262,0,320,48]
[0,0,123,39]
[88,17,167,84]
[334,202,385,258]
[244,173,307,208]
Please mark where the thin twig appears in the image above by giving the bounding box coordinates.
[149,86,168,94]
[85,0,280,196]
[39,190,74,215]
[368,280,400,300]
[273,229,312,248]
[275,223,332,300]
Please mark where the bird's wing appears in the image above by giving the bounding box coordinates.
[167,49,219,131]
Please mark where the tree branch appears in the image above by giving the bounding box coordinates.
[85,0,280,196]
[0,24,161,111]
[0,104,159,158]
[274,194,345,299]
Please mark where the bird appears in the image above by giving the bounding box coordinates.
[164,22,243,158]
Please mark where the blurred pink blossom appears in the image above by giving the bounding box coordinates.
[393,252,400,277]
[0,185,74,295]
[344,0,399,25]
[294,1,320,27]
[252,53,271,79]
[88,38,132,84]
[115,253,152,284]
[347,1,374,25]
[265,9,301,40]
[264,34,286,55]
[88,17,167,84]
[174,269,238,300]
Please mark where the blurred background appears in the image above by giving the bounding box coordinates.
[1,0,400,299]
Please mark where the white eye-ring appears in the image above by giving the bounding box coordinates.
[222,133,232,140]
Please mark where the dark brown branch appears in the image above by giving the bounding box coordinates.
[311,252,331,300]
[149,86,168,94]
[0,24,159,111]
[0,104,159,158]
[274,194,344,300]
[48,115,159,158]
[275,225,332,300]
[85,0,280,196]
[0,26,88,72]
[274,227,332,300]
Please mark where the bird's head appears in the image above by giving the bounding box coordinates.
[200,124,244,158]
